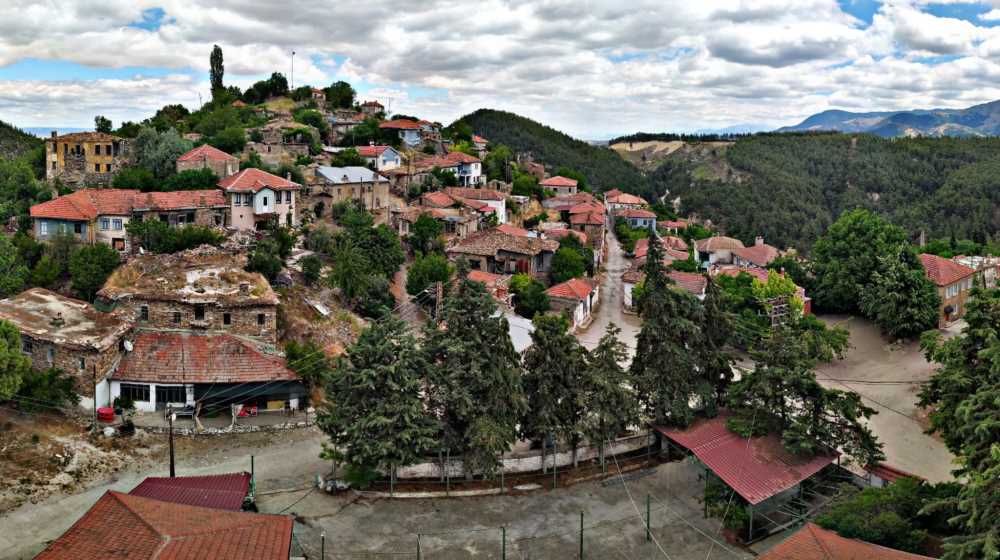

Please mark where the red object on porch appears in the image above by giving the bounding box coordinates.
[97,407,115,422]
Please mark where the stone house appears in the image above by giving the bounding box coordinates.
[130,190,228,231]
[952,255,1000,288]
[311,87,326,103]
[360,100,384,117]
[541,176,579,196]
[443,187,506,222]
[546,277,599,330]
[446,228,559,279]
[393,205,478,241]
[218,167,300,230]
[621,264,707,311]
[175,144,239,178]
[97,250,280,345]
[310,166,390,213]
[45,131,131,187]
[920,253,977,327]
[0,288,133,403]
[732,236,780,269]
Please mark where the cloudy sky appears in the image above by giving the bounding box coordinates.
[3,0,1000,138]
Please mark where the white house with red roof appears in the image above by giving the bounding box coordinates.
[546,277,599,330]
[604,190,648,213]
[218,168,300,230]
[175,144,239,178]
[356,144,402,171]
[616,207,657,229]
[540,175,579,196]
[379,119,422,146]
[443,187,507,223]
[445,151,484,187]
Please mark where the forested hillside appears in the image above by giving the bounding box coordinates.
[654,133,1000,251]
[0,120,42,161]
[449,109,651,197]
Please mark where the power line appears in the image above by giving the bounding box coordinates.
[609,446,674,559]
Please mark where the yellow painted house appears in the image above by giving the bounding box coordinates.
[45,131,130,187]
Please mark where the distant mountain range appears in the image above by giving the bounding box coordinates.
[777,100,1000,137]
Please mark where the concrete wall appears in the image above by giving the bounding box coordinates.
[109,380,195,412]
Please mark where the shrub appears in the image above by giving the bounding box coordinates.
[69,244,120,301]
[301,255,322,286]
[15,368,80,412]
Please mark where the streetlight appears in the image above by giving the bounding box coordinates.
[168,412,176,478]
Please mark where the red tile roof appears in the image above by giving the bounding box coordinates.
[114,332,297,384]
[218,167,300,192]
[696,236,745,252]
[35,491,292,560]
[616,208,657,219]
[606,192,647,206]
[662,219,688,229]
[541,175,578,188]
[496,223,530,237]
[668,271,708,295]
[544,228,588,245]
[760,523,935,560]
[547,277,597,301]
[445,151,482,164]
[919,253,976,287]
[134,190,227,211]
[443,187,505,201]
[472,135,488,144]
[570,211,605,226]
[356,145,391,158]
[421,191,457,208]
[177,144,238,163]
[655,413,836,505]
[604,188,623,198]
[130,473,251,511]
[732,242,780,267]
[865,463,925,484]
[568,201,605,215]
[379,119,421,130]
[448,228,559,257]
[46,131,121,143]
[468,270,504,286]
[31,189,139,221]
[634,238,689,259]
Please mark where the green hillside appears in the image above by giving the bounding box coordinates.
[653,133,1000,251]
[0,120,43,161]
[449,109,652,197]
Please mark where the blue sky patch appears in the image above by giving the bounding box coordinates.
[128,8,169,31]
[0,58,192,81]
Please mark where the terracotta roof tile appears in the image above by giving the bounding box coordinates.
[568,201,605,215]
[616,208,657,219]
[544,228,588,245]
[135,190,227,211]
[31,189,139,221]
[443,187,505,201]
[606,192,647,205]
[570,211,605,225]
[540,175,578,188]
[695,236,745,252]
[379,119,421,130]
[177,144,238,163]
[448,228,558,258]
[760,522,935,560]
[130,473,251,511]
[422,191,457,208]
[732,242,780,267]
[114,332,296,384]
[496,224,530,237]
[35,491,292,560]
[919,253,976,286]
[46,131,121,143]
[218,168,300,192]
[472,135,488,143]
[444,151,481,164]
[546,277,596,300]
[356,145,390,158]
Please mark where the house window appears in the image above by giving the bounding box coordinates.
[74,223,83,234]
[46,347,55,364]
[106,164,112,172]
[257,313,266,326]
[51,161,57,170]
[95,163,101,172]
[121,383,150,402]
[112,219,123,230]
[94,144,101,156]
[22,339,33,354]
[285,191,292,203]
[263,196,268,206]
[186,212,195,223]
[244,193,253,205]
[40,222,48,235]
[173,311,181,324]
[140,306,149,321]
[100,218,110,230]
[78,357,86,371]
[155,385,186,405]
[194,304,205,321]
[223,313,231,325]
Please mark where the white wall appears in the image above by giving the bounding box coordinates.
[253,188,276,215]
[109,381,194,413]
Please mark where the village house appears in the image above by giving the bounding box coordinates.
[468,270,512,305]
[732,236,780,269]
[311,87,326,103]
[616,207,657,229]
[129,472,253,511]
[447,228,559,279]
[546,277,599,330]
[952,254,1000,288]
[312,165,391,212]
[570,209,606,240]
[328,111,366,141]
[360,99,384,117]
[446,151,485,187]
[621,263,706,310]
[920,253,977,327]
[35,490,293,560]
[604,189,649,213]
[695,235,746,266]
[633,237,689,260]
[219,167,300,230]
[175,144,239,178]
[418,120,443,143]
[243,118,316,167]
[541,175,579,196]
[543,192,597,213]
[443,187,506,223]
[356,144,403,171]
[379,119,422,147]
[97,250,280,345]
[29,188,227,253]
[472,134,489,156]
[393,205,478,240]
[383,157,459,193]
[661,219,688,234]
[109,330,303,414]
[0,288,133,405]
[45,131,131,187]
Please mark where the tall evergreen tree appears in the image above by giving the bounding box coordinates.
[860,245,940,339]
[582,324,639,468]
[210,45,225,94]
[522,314,589,464]
[423,260,527,476]
[317,315,436,477]
[699,276,734,411]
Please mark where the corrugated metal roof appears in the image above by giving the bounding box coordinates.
[129,473,251,511]
[656,413,836,505]
[316,165,385,184]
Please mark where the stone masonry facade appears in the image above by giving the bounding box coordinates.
[126,299,278,344]
[21,334,124,398]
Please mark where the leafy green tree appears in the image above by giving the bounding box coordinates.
[557,234,594,275]
[0,157,49,226]
[207,126,246,154]
[356,276,396,319]
[329,147,366,168]
[14,367,80,411]
[210,45,224,94]
[431,167,458,187]
[127,220,222,254]
[94,115,112,134]
[147,104,191,132]
[406,253,452,297]
[318,315,436,476]
[161,168,219,191]
[512,171,542,198]
[245,238,284,282]
[68,244,120,301]
[0,234,28,297]
[45,232,77,276]
[550,246,587,283]
[349,224,404,279]
[289,85,313,102]
[582,324,639,467]
[0,320,30,399]
[293,109,329,137]
[324,81,356,109]
[861,246,940,339]
[301,255,322,286]
[328,238,370,304]
[112,166,157,191]
[510,273,550,318]
[13,233,43,270]
[483,144,513,181]
[423,262,527,476]
[409,213,444,255]
[133,127,193,180]
[284,339,332,389]
[195,107,241,137]
[811,209,908,313]
[522,314,589,462]
[30,254,61,289]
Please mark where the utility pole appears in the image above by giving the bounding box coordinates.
[290,51,296,90]
[320,532,325,559]
[168,412,176,477]
[579,511,584,559]
[91,365,97,435]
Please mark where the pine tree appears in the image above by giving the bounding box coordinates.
[210,45,224,94]
[522,314,589,466]
[317,315,436,477]
[582,324,639,469]
[699,276,734,411]
[423,260,527,477]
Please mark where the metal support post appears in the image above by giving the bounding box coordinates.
[646,494,651,542]
[579,511,584,559]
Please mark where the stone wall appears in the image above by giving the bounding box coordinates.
[127,299,278,344]
[176,158,237,179]
[21,334,123,398]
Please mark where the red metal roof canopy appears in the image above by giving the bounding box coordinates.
[655,413,837,505]
[129,472,251,511]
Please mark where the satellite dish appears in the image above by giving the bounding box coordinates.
[124,340,134,352]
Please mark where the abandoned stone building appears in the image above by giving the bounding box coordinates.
[45,131,131,187]
[175,144,239,178]
[0,288,133,403]
[96,249,280,345]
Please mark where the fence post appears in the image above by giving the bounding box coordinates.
[446,449,451,497]
[500,452,505,494]
[646,494,651,542]
[579,511,584,559]
[501,526,506,560]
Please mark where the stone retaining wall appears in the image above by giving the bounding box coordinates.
[138,418,314,436]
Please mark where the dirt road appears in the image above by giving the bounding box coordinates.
[576,228,641,353]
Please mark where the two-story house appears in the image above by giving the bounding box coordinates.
[446,228,559,279]
[920,253,977,327]
[176,144,239,178]
[311,166,390,212]
[356,144,403,171]
[445,151,484,187]
[218,168,300,230]
[541,176,579,196]
[379,119,422,147]
[45,131,131,187]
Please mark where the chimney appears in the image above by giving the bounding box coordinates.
[286,172,292,181]
[50,312,64,328]
[239,282,250,296]
[369,140,375,146]
[199,195,206,208]
[50,130,57,139]
[755,236,764,247]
